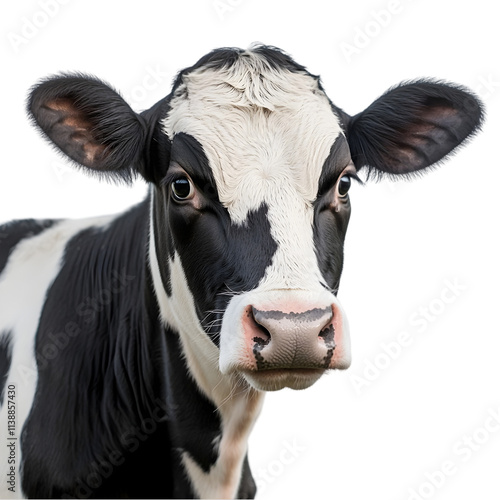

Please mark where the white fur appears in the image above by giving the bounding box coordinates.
[0,215,114,499]
[163,49,343,291]
[163,50,342,224]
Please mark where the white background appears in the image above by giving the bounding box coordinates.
[1,1,499,499]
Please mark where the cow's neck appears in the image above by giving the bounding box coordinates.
[148,190,265,498]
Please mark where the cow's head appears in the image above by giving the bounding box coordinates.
[28,46,483,392]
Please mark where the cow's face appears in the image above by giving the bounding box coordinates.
[153,55,355,391]
[28,46,483,392]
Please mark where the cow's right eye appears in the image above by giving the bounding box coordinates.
[171,177,194,202]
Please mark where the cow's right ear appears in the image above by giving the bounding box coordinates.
[28,74,149,183]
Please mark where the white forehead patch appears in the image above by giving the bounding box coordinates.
[163,49,342,224]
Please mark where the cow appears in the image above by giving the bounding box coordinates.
[0,45,483,499]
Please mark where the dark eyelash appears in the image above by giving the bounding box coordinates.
[347,172,364,186]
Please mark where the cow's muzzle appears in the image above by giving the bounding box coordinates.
[219,290,351,391]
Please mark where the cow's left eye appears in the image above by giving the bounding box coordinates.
[337,175,351,197]
[171,177,194,202]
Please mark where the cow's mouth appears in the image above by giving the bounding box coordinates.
[241,368,325,391]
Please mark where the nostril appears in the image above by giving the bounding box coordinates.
[253,330,270,347]
[318,324,335,349]
[251,306,271,349]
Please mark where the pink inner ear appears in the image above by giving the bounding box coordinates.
[45,97,74,113]
[71,129,107,165]
[45,98,107,167]
[410,105,459,136]
[420,105,458,123]
[386,105,462,173]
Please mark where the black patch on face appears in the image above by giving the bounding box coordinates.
[317,136,352,196]
[152,134,214,299]
[313,136,353,293]
[170,200,277,345]
[0,219,55,275]
[313,202,350,294]
[170,133,219,197]
[152,134,278,346]
[152,133,221,299]
[0,332,12,406]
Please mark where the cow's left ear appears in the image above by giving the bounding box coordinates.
[28,74,154,183]
[346,80,484,177]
